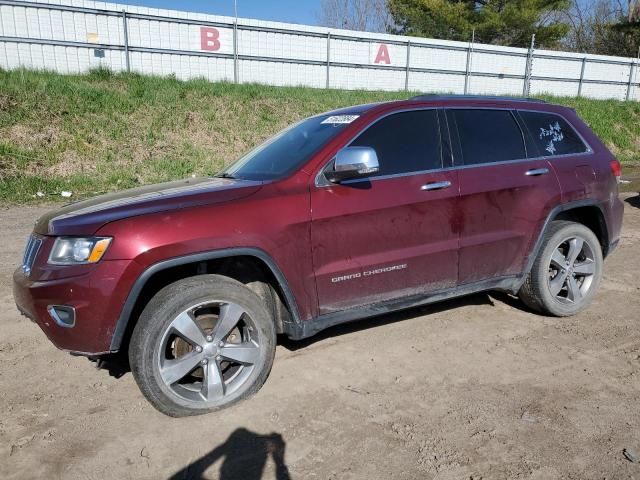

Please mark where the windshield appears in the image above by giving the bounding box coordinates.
[221,114,359,181]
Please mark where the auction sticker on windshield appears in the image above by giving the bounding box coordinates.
[321,115,360,124]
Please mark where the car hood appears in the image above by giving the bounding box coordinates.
[34,177,263,236]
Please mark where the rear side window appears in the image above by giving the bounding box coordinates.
[519,111,588,156]
[351,110,441,176]
[447,109,526,165]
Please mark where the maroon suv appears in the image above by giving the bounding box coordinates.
[14,95,624,416]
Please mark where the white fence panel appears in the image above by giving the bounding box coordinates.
[472,49,528,77]
[0,0,638,100]
[533,55,582,79]
[581,82,629,100]
[240,60,325,88]
[239,30,325,63]
[468,76,524,96]
[410,44,466,72]
[530,79,580,97]
[408,71,465,94]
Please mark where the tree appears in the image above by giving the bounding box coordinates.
[560,0,619,52]
[387,0,571,48]
[317,0,394,32]
[611,20,640,58]
[560,0,639,57]
[611,0,640,57]
[627,0,640,22]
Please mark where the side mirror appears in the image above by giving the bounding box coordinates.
[325,147,380,183]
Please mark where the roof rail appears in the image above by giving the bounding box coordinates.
[409,94,548,104]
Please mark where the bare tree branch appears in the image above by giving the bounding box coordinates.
[317,0,393,32]
[560,0,639,56]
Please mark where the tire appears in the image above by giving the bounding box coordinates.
[519,220,603,317]
[129,274,276,417]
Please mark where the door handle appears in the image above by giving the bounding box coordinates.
[421,181,452,191]
[525,168,549,176]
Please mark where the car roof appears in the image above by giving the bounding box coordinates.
[408,94,548,104]
[321,95,564,119]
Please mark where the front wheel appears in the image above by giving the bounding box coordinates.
[129,274,276,417]
[519,221,603,316]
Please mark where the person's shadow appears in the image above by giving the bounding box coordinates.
[624,194,640,209]
[168,428,291,480]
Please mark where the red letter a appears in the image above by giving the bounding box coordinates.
[374,44,391,64]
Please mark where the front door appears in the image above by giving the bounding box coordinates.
[310,109,460,314]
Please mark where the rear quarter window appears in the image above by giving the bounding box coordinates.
[519,111,588,157]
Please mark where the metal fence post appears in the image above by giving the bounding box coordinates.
[523,34,535,96]
[626,50,639,101]
[404,40,411,91]
[233,20,239,83]
[464,29,475,95]
[326,32,331,89]
[121,10,130,72]
[577,57,586,97]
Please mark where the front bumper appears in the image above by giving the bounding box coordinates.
[13,259,135,355]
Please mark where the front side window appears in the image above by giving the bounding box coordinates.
[350,110,442,176]
[223,113,357,181]
[519,111,588,156]
[447,109,526,165]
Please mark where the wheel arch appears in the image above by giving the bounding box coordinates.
[109,248,301,352]
[517,200,610,290]
[553,205,609,256]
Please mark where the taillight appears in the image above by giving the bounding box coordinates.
[610,159,621,181]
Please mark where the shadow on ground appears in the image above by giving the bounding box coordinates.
[167,428,290,480]
[97,289,533,373]
[279,290,532,351]
[624,194,640,209]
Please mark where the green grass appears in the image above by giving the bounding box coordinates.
[1,67,639,203]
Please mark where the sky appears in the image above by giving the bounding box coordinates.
[117,0,321,25]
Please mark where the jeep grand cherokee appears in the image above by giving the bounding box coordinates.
[14,95,624,416]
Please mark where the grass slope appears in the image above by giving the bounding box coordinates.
[1,68,639,203]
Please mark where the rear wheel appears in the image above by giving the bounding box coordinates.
[519,221,603,316]
[129,274,276,417]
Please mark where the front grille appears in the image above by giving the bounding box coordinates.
[22,235,42,275]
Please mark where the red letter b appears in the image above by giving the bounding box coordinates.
[200,27,220,51]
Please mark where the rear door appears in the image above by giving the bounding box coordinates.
[517,110,593,202]
[310,109,459,314]
[447,108,562,285]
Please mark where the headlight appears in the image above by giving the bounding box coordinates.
[48,237,112,265]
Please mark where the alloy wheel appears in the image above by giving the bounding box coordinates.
[547,236,596,304]
[156,300,261,404]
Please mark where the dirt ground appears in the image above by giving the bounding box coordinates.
[1,195,639,480]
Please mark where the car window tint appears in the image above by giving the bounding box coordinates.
[519,111,588,156]
[448,109,525,165]
[350,110,441,176]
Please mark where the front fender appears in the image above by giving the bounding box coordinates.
[108,247,301,351]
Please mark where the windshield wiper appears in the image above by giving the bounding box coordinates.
[214,172,236,179]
